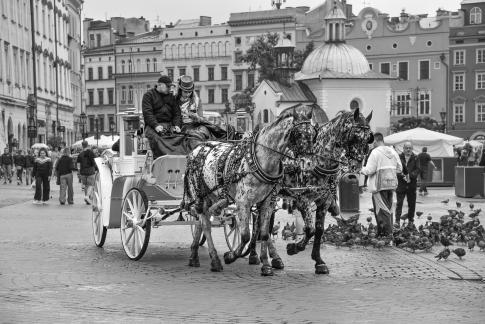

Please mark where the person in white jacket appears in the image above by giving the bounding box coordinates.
[360,133,402,238]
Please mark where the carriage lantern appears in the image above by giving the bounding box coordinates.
[123,113,140,135]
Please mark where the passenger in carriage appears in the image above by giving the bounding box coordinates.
[174,75,239,142]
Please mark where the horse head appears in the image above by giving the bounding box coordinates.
[337,108,374,172]
[312,109,373,172]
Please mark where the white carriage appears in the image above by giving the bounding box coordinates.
[91,111,245,260]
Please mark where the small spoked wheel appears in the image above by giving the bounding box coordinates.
[189,209,206,246]
[120,188,151,260]
[224,209,254,252]
[92,173,107,247]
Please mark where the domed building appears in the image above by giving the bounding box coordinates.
[295,1,394,134]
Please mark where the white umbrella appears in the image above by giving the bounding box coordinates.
[31,143,48,150]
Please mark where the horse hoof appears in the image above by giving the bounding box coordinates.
[286,243,298,255]
[223,251,236,264]
[210,257,223,272]
[315,264,329,275]
[188,258,200,267]
[261,265,274,276]
[248,254,260,265]
[271,258,285,270]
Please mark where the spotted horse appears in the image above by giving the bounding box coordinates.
[247,108,374,274]
[181,109,314,275]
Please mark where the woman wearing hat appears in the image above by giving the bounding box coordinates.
[175,75,238,142]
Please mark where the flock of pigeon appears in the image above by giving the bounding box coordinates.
[322,200,485,262]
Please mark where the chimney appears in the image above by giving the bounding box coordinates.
[199,16,212,26]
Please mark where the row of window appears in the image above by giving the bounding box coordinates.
[164,41,231,60]
[453,103,485,123]
[391,91,431,116]
[119,58,158,74]
[0,42,32,88]
[165,66,229,83]
[1,0,29,30]
[88,114,116,133]
[470,7,483,25]
[372,60,433,80]
[453,49,485,65]
[87,88,114,106]
[32,0,69,46]
[453,71,485,90]
[87,66,113,80]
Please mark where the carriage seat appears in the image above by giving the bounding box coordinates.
[149,155,187,197]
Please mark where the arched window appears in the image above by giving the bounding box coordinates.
[121,60,125,74]
[185,44,190,58]
[172,44,177,58]
[146,58,150,72]
[211,42,217,57]
[164,45,170,59]
[153,58,157,72]
[225,41,230,56]
[136,59,141,72]
[128,86,133,104]
[471,7,482,24]
[128,59,132,73]
[179,44,184,58]
[121,86,126,103]
[205,43,211,57]
[191,43,197,58]
[199,43,204,57]
[263,109,269,123]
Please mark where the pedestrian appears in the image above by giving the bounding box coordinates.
[1,148,14,184]
[56,148,75,205]
[50,146,60,176]
[360,133,402,238]
[24,149,35,186]
[395,142,420,228]
[417,147,433,196]
[77,141,97,205]
[32,148,52,204]
[13,149,26,185]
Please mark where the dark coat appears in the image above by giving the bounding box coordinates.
[397,153,420,192]
[33,157,53,177]
[1,153,13,165]
[55,155,75,176]
[14,155,26,167]
[25,155,35,168]
[142,88,181,129]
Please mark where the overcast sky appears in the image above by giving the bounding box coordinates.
[83,0,462,25]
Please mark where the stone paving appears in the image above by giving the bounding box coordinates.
[0,179,484,323]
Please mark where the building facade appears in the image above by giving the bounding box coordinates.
[114,28,163,115]
[449,0,485,140]
[83,16,150,137]
[161,17,232,114]
[1,0,79,150]
[345,7,460,131]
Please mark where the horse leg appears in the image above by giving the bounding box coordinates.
[287,199,314,255]
[188,210,203,267]
[199,203,223,272]
[248,205,261,265]
[260,240,274,276]
[258,197,276,276]
[311,200,329,275]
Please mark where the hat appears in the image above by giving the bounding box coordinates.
[157,75,172,85]
[178,75,194,91]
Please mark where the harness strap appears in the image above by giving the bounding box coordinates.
[249,132,284,184]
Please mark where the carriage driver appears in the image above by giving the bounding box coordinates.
[142,75,182,157]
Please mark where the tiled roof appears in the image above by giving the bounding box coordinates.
[265,80,316,102]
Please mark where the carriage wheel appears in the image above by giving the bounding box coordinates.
[189,210,206,246]
[120,188,151,260]
[224,208,255,252]
[92,173,107,247]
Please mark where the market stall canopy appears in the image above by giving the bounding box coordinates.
[384,128,464,157]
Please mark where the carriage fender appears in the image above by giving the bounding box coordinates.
[94,157,113,228]
[107,176,139,229]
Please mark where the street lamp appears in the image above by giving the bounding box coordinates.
[109,121,116,140]
[95,118,99,148]
[80,112,87,140]
[440,110,447,133]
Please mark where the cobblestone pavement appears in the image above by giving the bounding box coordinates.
[0,182,484,323]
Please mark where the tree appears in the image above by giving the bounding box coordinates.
[243,32,280,82]
[391,116,442,133]
[293,41,314,70]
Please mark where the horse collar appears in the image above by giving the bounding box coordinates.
[249,133,284,184]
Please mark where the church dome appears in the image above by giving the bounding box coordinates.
[298,42,371,79]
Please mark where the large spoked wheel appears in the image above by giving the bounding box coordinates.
[189,209,206,246]
[224,208,255,252]
[92,173,107,247]
[120,188,151,260]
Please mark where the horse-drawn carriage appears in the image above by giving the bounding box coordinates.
[91,110,244,260]
[91,106,374,275]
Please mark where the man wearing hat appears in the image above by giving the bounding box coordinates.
[143,75,182,157]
